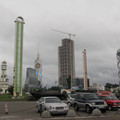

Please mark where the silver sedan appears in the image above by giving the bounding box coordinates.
[36,96,69,114]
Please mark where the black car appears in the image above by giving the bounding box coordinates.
[74,93,107,113]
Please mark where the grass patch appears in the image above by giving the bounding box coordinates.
[0,94,12,101]
[0,94,34,101]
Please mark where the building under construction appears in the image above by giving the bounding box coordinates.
[58,38,75,88]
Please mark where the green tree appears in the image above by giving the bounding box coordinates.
[105,83,119,90]
[62,91,68,97]
[8,85,13,95]
[112,84,119,88]
[105,83,112,89]
[47,86,61,93]
[67,76,71,89]
[33,88,44,93]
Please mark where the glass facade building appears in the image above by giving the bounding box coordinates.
[24,68,38,92]
[75,78,90,90]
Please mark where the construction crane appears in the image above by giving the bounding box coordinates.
[51,29,75,39]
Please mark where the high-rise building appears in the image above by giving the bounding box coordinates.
[0,61,8,94]
[58,38,75,88]
[116,49,120,86]
[13,16,25,97]
[75,77,90,90]
[24,68,38,92]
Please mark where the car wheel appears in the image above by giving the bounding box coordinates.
[86,105,92,113]
[108,105,113,111]
[67,102,71,106]
[74,104,79,111]
[36,106,40,113]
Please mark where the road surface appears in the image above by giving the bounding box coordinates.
[0,101,120,120]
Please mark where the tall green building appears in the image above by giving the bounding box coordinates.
[13,16,25,97]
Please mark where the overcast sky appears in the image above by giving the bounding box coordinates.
[0,0,120,88]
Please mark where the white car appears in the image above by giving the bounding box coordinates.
[36,96,69,114]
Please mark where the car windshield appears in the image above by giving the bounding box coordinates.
[84,94,99,100]
[45,98,62,103]
[106,96,118,100]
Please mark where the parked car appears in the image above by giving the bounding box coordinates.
[36,96,69,114]
[67,94,76,106]
[74,93,107,113]
[97,94,120,110]
[114,92,120,99]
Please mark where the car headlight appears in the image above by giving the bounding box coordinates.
[49,106,55,110]
[91,103,95,105]
[49,106,52,110]
[104,101,107,105]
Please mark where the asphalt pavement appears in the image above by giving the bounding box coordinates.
[0,101,120,120]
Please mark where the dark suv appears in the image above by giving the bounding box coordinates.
[74,93,107,113]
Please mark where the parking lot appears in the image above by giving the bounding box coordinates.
[0,101,120,120]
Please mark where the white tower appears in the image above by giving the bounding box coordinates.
[34,52,42,88]
[0,61,8,94]
[14,16,25,97]
[1,61,7,82]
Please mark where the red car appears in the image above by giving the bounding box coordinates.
[98,94,120,110]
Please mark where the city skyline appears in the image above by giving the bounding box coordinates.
[0,0,120,88]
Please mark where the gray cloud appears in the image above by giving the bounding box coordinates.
[0,0,120,88]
